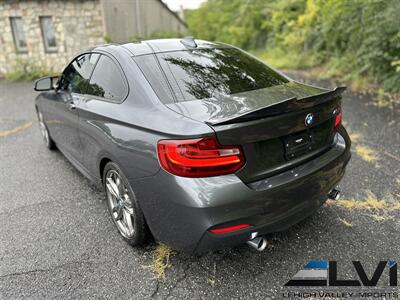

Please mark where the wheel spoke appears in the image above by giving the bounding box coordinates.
[123,192,132,206]
[44,129,49,144]
[124,202,134,214]
[115,176,125,196]
[112,205,123,221]
[115,176,121,187]
[39,122,46,139]
[123,208,134,234]
[106,177,120,199]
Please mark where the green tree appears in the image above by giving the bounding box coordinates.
[186,0,400,92]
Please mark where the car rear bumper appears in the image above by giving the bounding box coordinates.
[132,128,351,253]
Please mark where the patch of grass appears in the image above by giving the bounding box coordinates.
[103,35,112,43]
[349,77,377,94]
[370,88,400,109]
[371,214,386,222]
[207,262,217,287]
[374,89,393,108]
[253,48,320,70]
[338,218,353,227]
[354,145,377,162]
[346,129,397,164]
[5,59,53,81]
[327,192,398,211]
[327,198,383,210]
[348,131,362,144]
[327,192,399,225]
[147,244,174,279]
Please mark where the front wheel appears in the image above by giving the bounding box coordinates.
[103,162,149,246]
[37,110,56,150]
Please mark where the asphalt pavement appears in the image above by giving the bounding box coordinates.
[0,76,399,299]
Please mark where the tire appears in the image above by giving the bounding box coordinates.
[37,110,56,150]
[103,162,149,246]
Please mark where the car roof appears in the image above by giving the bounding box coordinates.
[91,38,231,57]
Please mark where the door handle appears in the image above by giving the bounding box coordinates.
[68,103,76,110]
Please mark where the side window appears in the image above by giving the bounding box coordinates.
[134,55,174,103]
[60,53,99,94]
[10,17,28,53]
[86,55,127,101]
[39,16,57,52]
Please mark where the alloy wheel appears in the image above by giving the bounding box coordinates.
[105,170,135,238]
[37,112,50,146]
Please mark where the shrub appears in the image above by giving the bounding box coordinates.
[186,0,400,92]
[148,31,185,39]
[5,59,53,81]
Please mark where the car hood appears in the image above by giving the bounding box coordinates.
[165,81,330,125]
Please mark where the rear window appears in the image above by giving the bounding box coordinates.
[134,48,289,103]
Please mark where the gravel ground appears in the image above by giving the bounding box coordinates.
[0,77,399,299]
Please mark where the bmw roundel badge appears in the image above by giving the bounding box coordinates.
[305,113,314,126]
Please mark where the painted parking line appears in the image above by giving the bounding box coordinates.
[0,121,33,138]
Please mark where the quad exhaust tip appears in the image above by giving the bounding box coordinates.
[247,236,268,252]
[327,188,341,200]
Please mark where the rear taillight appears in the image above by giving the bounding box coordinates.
[157,136,245,177]
[334,112,342,130]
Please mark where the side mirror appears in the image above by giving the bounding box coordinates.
[34,76,59,91]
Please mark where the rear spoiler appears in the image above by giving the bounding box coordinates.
[207,86,346,126]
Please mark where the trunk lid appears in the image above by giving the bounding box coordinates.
[166,81,345,183]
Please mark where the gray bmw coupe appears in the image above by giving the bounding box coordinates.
[34,38,351,253]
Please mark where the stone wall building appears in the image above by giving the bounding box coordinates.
[0,0,187,76]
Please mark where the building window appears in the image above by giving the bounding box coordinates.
[10,17,28,53]
[39,16,57,52]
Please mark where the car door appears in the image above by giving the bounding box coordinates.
[51,53,100,162]
[78,54,129,178]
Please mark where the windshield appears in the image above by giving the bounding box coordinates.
[135,48,289,103]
